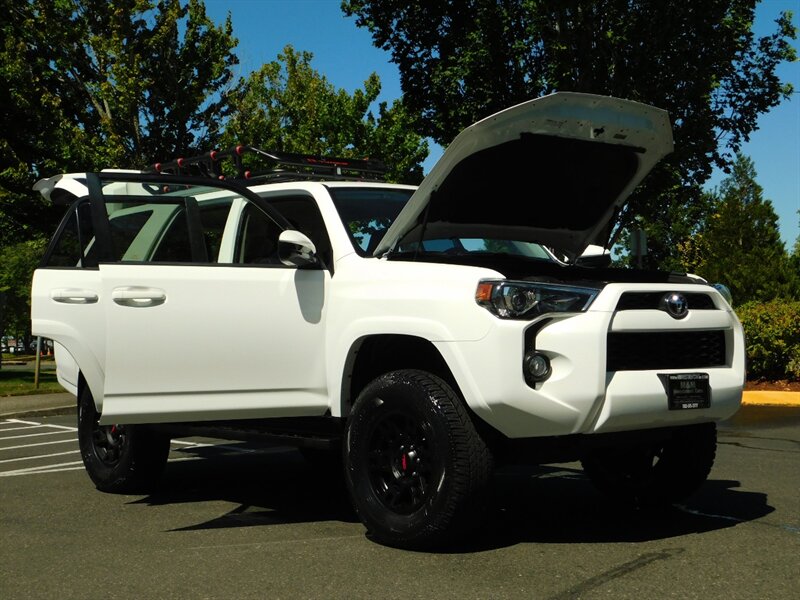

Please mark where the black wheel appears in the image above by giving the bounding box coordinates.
[77,385,170,493]
[580,423,717,508]
[344,369,493,548]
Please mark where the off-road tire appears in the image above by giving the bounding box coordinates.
[77,385,170,493]
[580,423,717,508]
[344,369,493,548]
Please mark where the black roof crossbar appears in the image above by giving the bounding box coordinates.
[144,146,388,183]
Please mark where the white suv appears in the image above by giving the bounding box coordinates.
[31,93,745,548]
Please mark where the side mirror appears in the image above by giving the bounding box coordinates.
[575,244,612,268]
[278,230,318,267]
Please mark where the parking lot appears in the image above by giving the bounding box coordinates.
[1,406,798,599]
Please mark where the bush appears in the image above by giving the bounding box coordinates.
[736,300,800,381]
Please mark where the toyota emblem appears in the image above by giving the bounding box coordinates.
[661,292,689,319]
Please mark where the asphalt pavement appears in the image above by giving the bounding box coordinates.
[1,406,798,599]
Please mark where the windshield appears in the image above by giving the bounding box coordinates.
[328,187,414,256]
[397,238,553,260]
[328,186,555,262]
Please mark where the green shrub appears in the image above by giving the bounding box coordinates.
[736,300,800,381]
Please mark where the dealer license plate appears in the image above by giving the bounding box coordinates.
[666,373,710,410]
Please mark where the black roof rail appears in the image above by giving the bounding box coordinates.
[144,145,388,183]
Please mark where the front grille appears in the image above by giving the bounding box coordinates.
[616,292,715,311]
[607,330,726,371]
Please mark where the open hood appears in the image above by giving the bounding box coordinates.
[374,92,673,260]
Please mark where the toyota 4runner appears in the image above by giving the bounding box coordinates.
[31,92,745,548]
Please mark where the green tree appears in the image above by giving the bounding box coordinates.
[0,238,48,343]
[680,155,799,304]
[343,0,797,267]
[222,45,427,183]
[1,0,239,247]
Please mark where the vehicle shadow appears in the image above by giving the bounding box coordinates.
[452,464,774,553]
[132,444,358,529]
[131,443,774,552]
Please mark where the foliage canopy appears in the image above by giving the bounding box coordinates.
[1,0,239,246]
[222,46,427,184]
[343,0,797,267]
[679,154,800,305]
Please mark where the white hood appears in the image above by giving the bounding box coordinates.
[375,92,673,259]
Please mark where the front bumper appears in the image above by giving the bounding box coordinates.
[437,284,745,439]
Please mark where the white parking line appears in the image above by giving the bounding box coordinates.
[0,465,86,477]
[0,418,265,479]
[171,439,258,454]
[0,425,49,432]
[0,430,77,440]
[0,460,85,477]
[172,440,212,447]
[0,439,78,452]
[5,418,77,431]
[0,450,80,464]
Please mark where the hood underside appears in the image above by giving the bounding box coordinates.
[375,92,673,259]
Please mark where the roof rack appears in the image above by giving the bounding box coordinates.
[144,146,388,183]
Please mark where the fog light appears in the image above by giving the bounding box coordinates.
[523,351,551,385]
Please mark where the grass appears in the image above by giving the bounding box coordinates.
[0,369,64,396]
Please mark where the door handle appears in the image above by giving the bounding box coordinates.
[111,287,166,308]
[51,289,99,304]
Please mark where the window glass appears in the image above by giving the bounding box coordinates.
[328,187,414,256]
[399,238,553,260]
[104,197,234,263]
[148,207,193,262]
[46,201,96,267]
[108,210,154,261]
[235,203,283,265]
[199,203,233,262]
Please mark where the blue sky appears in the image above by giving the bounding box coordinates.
[205,0,799,249]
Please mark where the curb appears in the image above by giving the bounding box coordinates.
[741,391,800,407]
[0,405,75,419]
[0,392,75,419]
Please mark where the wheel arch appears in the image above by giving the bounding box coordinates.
[340,334,461,417]
[45,335,104,413]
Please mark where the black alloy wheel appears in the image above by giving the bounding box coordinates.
[91,422,127,466]
[344,369,493,548]
[77,385,170,493]
[366,410,440,515]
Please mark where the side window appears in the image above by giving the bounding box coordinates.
[199,203,233,262]
[268,195,332,267]
[45,200,96,268]
[105,197,234,263]
[234,202,283,265]
[109,210,155,261]
[147,207,192,262]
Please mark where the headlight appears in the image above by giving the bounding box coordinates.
[475,280,599,319]
[712,283,733,305]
